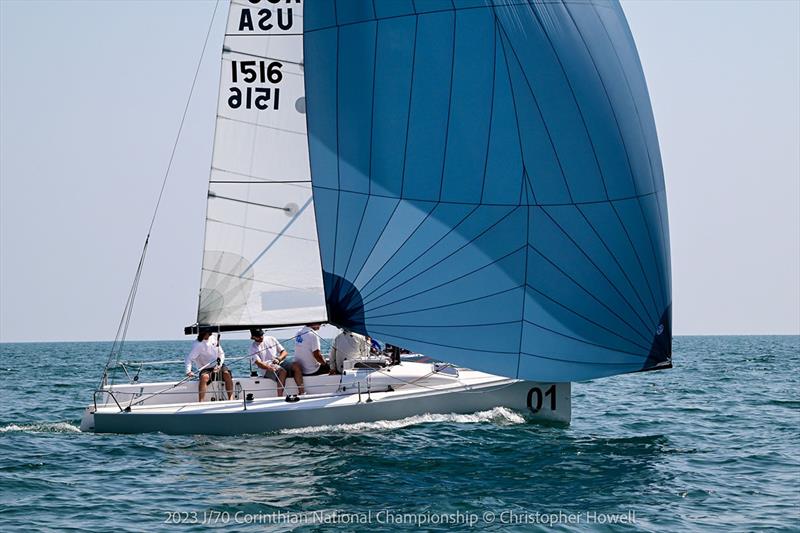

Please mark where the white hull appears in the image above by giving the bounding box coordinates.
[81,362,570,435]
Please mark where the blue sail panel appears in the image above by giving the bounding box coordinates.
[305,0,672,382]
[542,204,657,334]
[304,26,338,191]
[495,3,609,205]
[528,207,655,352]
[364,228,527,316]
[371,17,416,197]
[482,33,524,205]
[358,202,476,296]
[373,1,414,19]
[337,22,376,194]
[439,9,495,204]
[362,205,521,308]
[402,11,455,202]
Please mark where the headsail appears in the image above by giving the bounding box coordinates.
[192,0,327,331]
[304,0,671,381]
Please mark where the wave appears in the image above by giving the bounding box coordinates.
[280,407,525,435]
[767,399,800,409]
[0,422,80,434]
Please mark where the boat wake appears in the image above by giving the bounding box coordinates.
[0,422,81,434]
[280,407,526,435]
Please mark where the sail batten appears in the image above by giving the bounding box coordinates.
[304,0,671,381]
[193,0,327,329]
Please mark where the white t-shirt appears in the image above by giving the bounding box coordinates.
[184,336,225,373]
[249,336,285,365]
[331,331,369,373]
[293,326,321,374]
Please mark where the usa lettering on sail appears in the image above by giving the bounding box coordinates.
[237,0,300,33]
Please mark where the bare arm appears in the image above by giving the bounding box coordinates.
[254,359,273,370]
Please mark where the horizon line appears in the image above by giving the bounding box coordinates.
[1,333,799,344]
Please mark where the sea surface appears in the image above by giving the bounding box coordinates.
[0,336,798,532]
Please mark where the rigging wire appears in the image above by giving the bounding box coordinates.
[101,0,222,387]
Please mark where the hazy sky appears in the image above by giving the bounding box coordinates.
[1,0,798,342]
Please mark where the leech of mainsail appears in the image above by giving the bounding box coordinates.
[303,0,672,382]
[194,0,327,328]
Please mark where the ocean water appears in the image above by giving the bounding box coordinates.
[0,336,798,532]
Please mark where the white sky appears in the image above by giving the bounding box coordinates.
[1,0,798,342]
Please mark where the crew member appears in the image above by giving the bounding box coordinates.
[293,323,330,380]
[249,328,304,396]
[185,331,233,402]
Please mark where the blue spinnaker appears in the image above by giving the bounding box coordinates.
[304,0,671,381]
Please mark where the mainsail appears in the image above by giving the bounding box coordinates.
[304,1,672,381]
[193,0,327,330]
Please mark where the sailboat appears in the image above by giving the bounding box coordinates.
[81,0,671,435]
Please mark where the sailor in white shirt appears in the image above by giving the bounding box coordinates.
[293,323,330,377]
[329,329,370,374]
[185,331,233,402]
[249,329,304,396]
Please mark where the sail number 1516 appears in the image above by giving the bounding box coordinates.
[228,60,283,110]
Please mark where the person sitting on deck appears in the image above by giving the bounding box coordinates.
[293,323,330,382]
[329,329,370,375]
[249,328,304,396]
[185,331,233,402]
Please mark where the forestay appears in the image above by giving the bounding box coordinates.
[304,0,672,381]
[195,0,327,328]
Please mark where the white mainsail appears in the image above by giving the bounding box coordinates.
[196,0,326,327]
